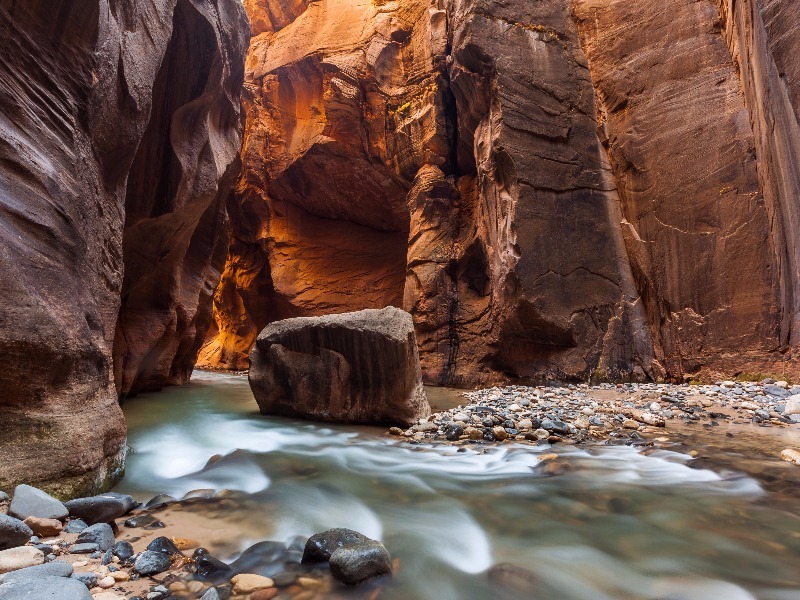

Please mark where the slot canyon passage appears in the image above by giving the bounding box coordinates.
[0,0,800,599]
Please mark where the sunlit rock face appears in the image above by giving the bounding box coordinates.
[199,0,454,373]
[212,0,800,384]
[0,0,248,495]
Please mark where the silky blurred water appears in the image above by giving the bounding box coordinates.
[114,371,800,600]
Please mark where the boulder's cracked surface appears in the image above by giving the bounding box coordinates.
[208,0,800,385]
[249,307,430,425]
[0,0,248,495]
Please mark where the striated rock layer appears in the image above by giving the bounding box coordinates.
[0,0,248,495]
[207,0,800,384]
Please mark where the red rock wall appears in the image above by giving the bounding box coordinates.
[208,0,800,384]
[0,0,248,496]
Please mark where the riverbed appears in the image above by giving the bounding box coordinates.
[114,371,800,600]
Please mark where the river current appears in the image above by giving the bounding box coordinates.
[114,371,800,600]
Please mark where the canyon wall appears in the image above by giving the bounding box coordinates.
[0,0,248,496]
[206,0,800,385]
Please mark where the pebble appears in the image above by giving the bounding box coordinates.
[231,573,275,593]
[23,516,63,537]
[780,449,800,465]
[386,379,800,445]
[70,543,100,554]
[96,575,116,588]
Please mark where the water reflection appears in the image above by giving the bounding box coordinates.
[115,371,800,600]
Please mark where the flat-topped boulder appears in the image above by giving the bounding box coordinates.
[249,308,430,426]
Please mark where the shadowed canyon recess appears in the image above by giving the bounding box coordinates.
[1,0,799,494]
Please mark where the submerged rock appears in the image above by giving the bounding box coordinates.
[329,541,392,585]
[249,308,430,426]
[302,529,371,564]
[302,529,392,586]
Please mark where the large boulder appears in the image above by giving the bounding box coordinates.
[249,307,430,426]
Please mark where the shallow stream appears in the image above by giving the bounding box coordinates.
[114,371,800,600]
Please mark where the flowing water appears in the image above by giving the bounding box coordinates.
[115,371,800,600]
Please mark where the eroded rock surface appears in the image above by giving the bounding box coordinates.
[208,0,800,385]
[249,307,430,425]
[0,0,248,495]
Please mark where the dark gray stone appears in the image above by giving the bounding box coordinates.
[63,520,88,533]
[112,541,134,561]
[70,572,97,588]
[302,529,371,564]
[329,541,392,585]
[0,515,32,550]
[8,485,68,521]
[146,536,182,556]
[69,543,99,554]
[0,561,72,584]
[133,551,172,575]
[65,493,136,525]
[76,523,114,551]
[0,575,92,600]
[764,385,791,398]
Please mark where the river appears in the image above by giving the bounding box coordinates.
[113,371,800,600]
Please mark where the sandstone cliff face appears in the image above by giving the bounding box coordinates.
[207,0,800,384]
[0,0,248,496]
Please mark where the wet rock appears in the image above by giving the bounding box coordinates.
[112,541,135,562]
[124,516,159,529]
[194,554,233,580]
[229,541,299,578]
[329,541,392,585]
[144,495,177,510]
[445,424,464,441]
[0,546,44,574]
[0,575,92,599]
[146,537,182,556]
[0,516,32,550]
[76,523,114,551]
[249,308,430,426]
[8,486,68,521]
[0,560,72,584]
[22,517,62,537]
[302,529,371,564]
[200,590,221,600]
[487,563,538,593]
[65,493,136,525]
[134,551,172,576]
